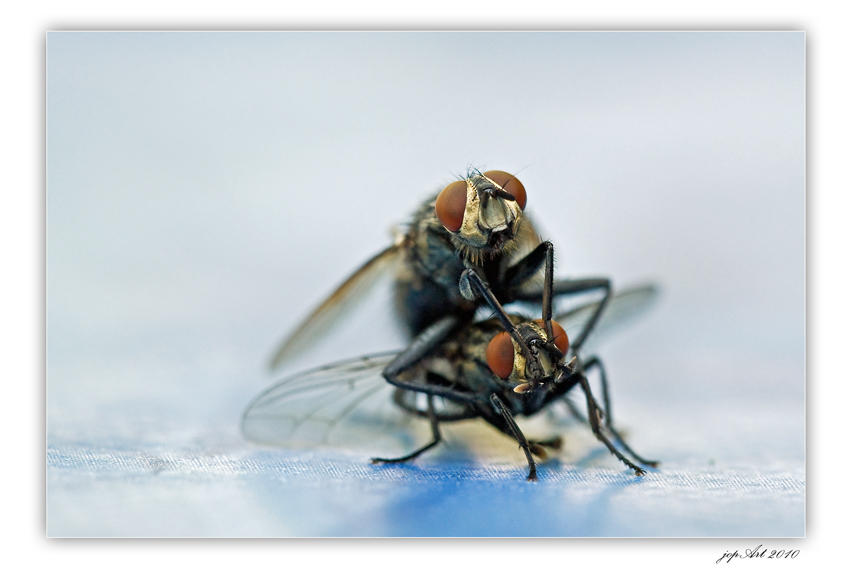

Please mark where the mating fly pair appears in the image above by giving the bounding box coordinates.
[246,169,657,480]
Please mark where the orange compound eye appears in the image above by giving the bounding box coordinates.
[483,170,526,211]
[534,319,569,355]
[486,331,515,379]
[435,179,468,232]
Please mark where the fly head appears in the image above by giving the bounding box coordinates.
[485,318,571,397]
[435,170,527,262]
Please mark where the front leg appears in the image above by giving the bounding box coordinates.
[516,277,612,352]
[458,269,538,370]
[382,314,462,379]
[582,356,659,468]
[502,241,612,352]
[574,369,646,476]
[372,395,443,464]
[490,393,538,481]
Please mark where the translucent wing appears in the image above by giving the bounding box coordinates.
[269,243,403,370]
[243,352,432,454]
[557,284,659,352]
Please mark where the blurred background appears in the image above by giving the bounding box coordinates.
[46,31,804,536]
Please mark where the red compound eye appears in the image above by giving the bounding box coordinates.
[483,170,526,211]
[486,331,515,379]
[534,319,569,355]
[435,180,468,232]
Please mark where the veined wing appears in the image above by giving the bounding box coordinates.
[269,243,403,370]
[556,284,658,353]
[244,352,431,454]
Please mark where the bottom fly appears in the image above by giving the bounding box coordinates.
[243,277,659,481]
[374,269,658,481]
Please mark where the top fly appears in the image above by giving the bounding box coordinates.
[270,168,614,374]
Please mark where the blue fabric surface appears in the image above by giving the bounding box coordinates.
[46,337,804,537]
[47,442,803,537]
[46,321,806,538]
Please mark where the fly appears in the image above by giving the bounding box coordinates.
[244,273,659,481]
[269,168,614,375]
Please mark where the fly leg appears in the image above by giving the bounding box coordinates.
[382,314,461,379]
[372,395,443,465]
[459,270,538,370]
[528,437,563,459]
[490,393,538,481]
[517,277,612,352]
[504,241,612,352]
[564,396,586,422]
[549,278,611,351]
[379,363,483,462]
[391,387,478,421]
[583,356,659,468]
[575,369,647,476]
[461,268,562,388]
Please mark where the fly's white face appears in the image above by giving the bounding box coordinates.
[435,170,527,257]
